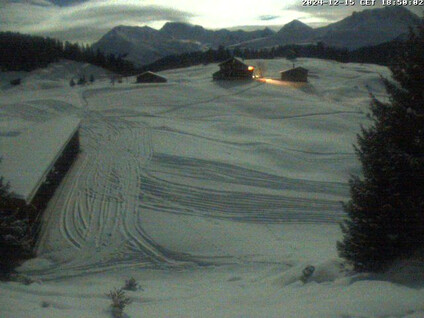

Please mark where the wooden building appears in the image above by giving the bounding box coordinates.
[213,57,254,80]
[280,67,308,82]
[0,116,80,270]
[0,117,81,212]
[136,71,167,83]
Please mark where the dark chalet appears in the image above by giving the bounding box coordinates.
[136,71,167,83]
[280,66,309,82]
[213,57,255,80]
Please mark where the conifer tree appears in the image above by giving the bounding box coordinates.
[0,174,32,273]
[337,18,424,272]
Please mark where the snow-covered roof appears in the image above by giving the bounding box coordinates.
[280,66,309,74]
[0,116,80,203]
[137,71,161,77]
[218,57,247,67]
[136,71,167,82]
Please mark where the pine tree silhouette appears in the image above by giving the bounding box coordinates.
[337,18,424,272]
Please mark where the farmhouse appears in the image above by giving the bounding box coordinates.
[0,116,80,210]
[136,71,167,83]
[280,67,309,82]
[213,57,254,80]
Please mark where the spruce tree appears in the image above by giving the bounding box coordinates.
[0,176,33,273]
[337,18,424,272]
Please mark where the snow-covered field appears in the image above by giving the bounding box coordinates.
[1,59,424,317]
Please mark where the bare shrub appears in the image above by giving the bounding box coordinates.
[255,61,267,78]
[300,265,315,283]
[107,288,132,318]
[123,277,139,291]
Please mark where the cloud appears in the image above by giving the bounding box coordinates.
[49,0,90,6]
[3,0,420,43]
[282,3,359,23]
[283,2,422,24]
[259,15,280,21]
[0,0,195,43]
[7,0,54,6]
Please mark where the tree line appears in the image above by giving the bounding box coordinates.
[0,31,404,76]
[140,41,403,73]
[0,32,136,74]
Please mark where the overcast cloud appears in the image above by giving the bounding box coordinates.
[1,0,421,43]
[1,0,195,43]
[259,15,280,21]
[285,2,422,23]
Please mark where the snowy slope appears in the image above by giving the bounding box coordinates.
[1,59,424,318]
[92,25,203,66]
[0,60,111,201]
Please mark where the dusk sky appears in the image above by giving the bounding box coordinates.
[0,0,420,43]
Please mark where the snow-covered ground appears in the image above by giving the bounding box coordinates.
[1,59,424,317]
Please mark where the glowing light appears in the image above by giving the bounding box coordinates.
[248,66,254,71]
[255,78,306,88]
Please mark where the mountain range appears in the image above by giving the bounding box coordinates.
[92,6,420,66]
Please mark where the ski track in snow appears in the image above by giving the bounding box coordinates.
[31,88,205,279]
[139,153,346,223]
[6,65,372,280]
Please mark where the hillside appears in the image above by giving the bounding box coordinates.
[1,59,424,317]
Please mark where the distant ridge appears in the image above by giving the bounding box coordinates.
[313,6,421,49]
[92,6,420,65]
[236,6,420,49]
